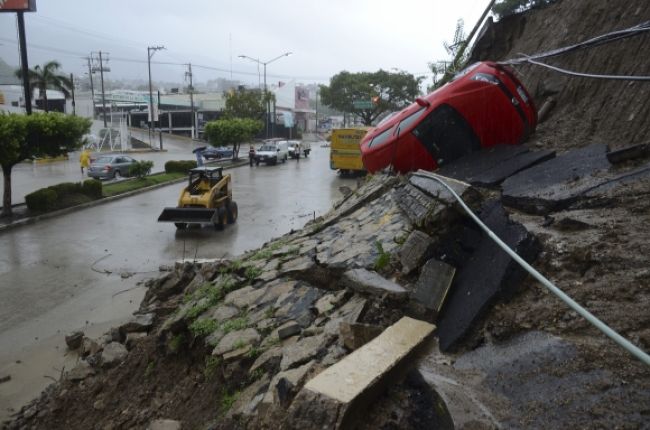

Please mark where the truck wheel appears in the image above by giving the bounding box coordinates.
[226,201,238,224]
[175,223,187,230]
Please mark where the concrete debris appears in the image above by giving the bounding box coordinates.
[120,313,154,334]
[66,361,95,381]
[279,334,330,371]
[100,342,128,368]
[277,321,301,340]
[412,259,456,314]
[340,269,408,299]
[398,230,434,275]
[64,331,84,350]
[339,322,383,351]
[606,142,650,164]
[212,328,261,356]
[289,317,434,429]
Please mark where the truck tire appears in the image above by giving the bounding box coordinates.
[227,201,238,224]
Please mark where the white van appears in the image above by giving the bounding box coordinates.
[254,139,289,165]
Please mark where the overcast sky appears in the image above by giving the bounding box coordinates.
[0,0,490,88]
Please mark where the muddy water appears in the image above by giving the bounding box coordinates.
[0,144,351,420]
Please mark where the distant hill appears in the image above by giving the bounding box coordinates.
[0,58,20,85]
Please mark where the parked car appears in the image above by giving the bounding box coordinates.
[360,61,537,174]
[87,154,138,179]
[202,146,233,160]
[255,139,289,165]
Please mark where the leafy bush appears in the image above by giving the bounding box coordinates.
[82,179,103,198]
[129,160,154,178]
[164,160,197,174]
[25,179,102,213]
[25,188,57,212]
[48,182,81,196]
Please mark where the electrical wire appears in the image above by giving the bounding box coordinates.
[498,20,650,81]
[413,171,650,366]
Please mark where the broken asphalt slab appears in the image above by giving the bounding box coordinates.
[437,144,555,187]
[436,201,539,352]
[501,143,622,214]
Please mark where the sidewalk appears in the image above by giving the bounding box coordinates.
[0,158,248,233]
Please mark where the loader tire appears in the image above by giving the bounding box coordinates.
[214,207,227,231]
[227,201,238,224]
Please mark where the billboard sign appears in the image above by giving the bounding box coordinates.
[0,0,36,12]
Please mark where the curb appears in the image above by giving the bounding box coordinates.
[0,160,249,234]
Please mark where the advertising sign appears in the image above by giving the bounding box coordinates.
[0,0,36,12]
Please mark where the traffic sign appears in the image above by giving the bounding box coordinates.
[353,100,373,109]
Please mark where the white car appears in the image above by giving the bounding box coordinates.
[288,140,311,159]
[254,139,288,165]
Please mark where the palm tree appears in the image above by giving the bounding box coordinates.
[15,60,72,112]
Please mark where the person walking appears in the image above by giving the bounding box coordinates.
[192,146,205,167]
[295,142,301,162]
[248,145,256,167]
[79,149,91,175]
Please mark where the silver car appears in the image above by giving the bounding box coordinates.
[87,155,137,180]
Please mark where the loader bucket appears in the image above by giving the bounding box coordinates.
[157,207,219,224]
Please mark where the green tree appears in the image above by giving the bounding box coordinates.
[224,87,274,121]
[0,112,91,216]
[203,118,263,160]
[319,70,423,126]
[15,61,73,112]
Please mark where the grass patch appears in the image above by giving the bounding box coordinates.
[221,316,249,335]
[250,240,286,261]
[204,356,222,380]
[244,266,262,281]
[374,241,390,271]
[189,318,218,337]
[220,390,240,414]
[102,172,186,197]
[169,333,185,353]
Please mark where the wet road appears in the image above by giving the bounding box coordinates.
[0,143,350,419]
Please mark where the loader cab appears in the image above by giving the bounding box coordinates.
[188,166,223,194]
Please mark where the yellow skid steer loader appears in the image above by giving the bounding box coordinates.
[158,166,238,230]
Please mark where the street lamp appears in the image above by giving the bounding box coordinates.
[147,45,165,149]
[238,52,292,138]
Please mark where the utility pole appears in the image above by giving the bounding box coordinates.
[16,11,32,115]
[147,45,165,150]
[185,63,196,139]
[315,88,318,133]
[86,57,95,119]
[91,51,110,128]
[70,73,76,116]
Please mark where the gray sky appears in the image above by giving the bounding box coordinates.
[0,0,489,87]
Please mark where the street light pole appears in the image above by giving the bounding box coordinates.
[238,52,292,139]
[147,45,165,149]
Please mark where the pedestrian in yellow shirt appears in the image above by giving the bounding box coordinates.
[79,149,91,174]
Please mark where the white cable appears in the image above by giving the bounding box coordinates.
[416,172,650,366]
[521,57,650,81]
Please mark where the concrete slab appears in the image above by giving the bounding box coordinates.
[399,230,434,275]
[501,143,611,214]
[437,201,539,352]
[340,269,408,299]
[288,317,434,428]
[437,145,555,187]
[412,259,456,314]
